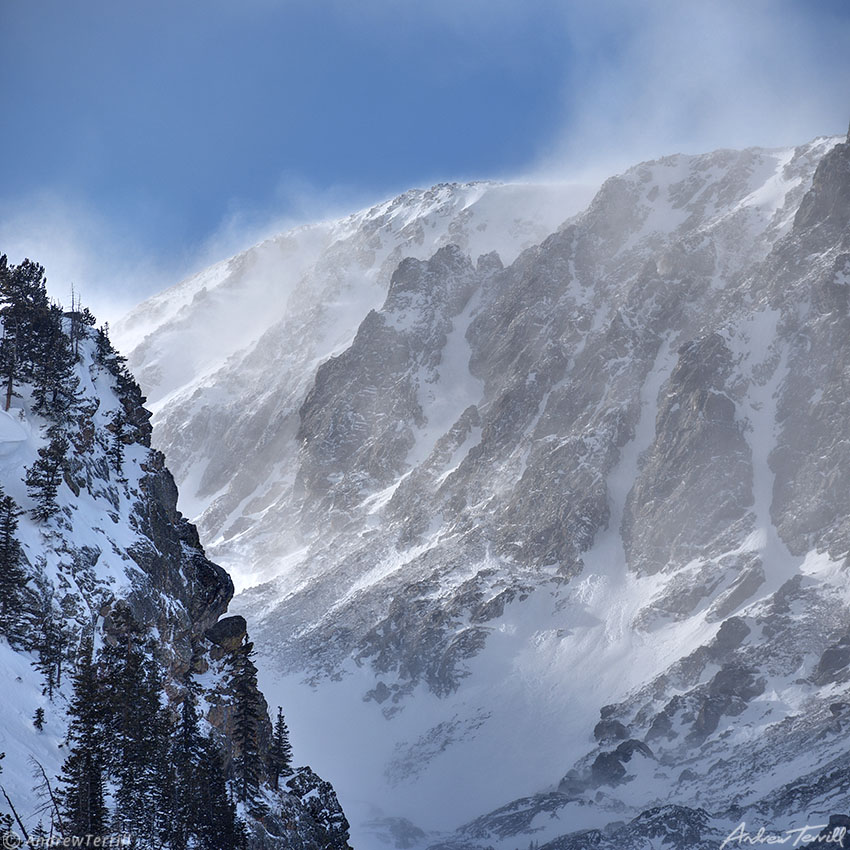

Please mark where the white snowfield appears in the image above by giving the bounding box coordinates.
[118,135,850,849]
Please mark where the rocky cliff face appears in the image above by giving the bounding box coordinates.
[0,323,350,849]
[121,132,850,848]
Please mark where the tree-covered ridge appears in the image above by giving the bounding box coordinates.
[0,255,351,849]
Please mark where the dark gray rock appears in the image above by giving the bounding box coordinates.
[205,614,247,652]
[814,639,850,684]
[591,752,627,786]
[286,766,352,850]
[594,719,629,743]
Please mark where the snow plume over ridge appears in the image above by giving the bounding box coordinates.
[114,179,596,557]
[535,0,850,180]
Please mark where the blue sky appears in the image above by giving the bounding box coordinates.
[1,0,849,319]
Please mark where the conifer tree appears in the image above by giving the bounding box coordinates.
[31,304,80,422]
[25,431,69,521]
[94,323,124,373]
[99,607,171,842]
[33,707,45,731]
[0,256,51,409]
[30,821,48,842]
[170,668,203,850]
[60,639,108,837]
[167,664,241,849]
[30,574,68,699]
[0,753,12,835]
[269,706,294,790]
[0,486,27,638]
[107,410,126,479]
[228,636,266,806]
[194,735,241,850]
[0,319,18,412]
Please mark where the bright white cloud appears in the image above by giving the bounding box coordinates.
[532,0,850,179]
[0,192,182,326]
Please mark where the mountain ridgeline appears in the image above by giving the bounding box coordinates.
[118,126,850,848]
[0,256,351,848]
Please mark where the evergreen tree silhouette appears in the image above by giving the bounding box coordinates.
[60,638,108,837]
[0,486,27,640]
[25,430,69,521]
[269,706,294,790]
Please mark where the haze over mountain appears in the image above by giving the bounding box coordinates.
[117,127,850,849]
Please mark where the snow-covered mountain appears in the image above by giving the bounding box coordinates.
[118,131,850,849]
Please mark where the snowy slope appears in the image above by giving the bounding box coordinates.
[120,134,850,848]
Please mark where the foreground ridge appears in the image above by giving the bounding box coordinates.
[0,258,351,848]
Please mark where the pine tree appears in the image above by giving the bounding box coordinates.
[60,639,108,837]
[228,636,266,807]
[30,574,68,699]
[165,663,241,849]
[0,256,51,410]
[94,323,124,373]
[195,735,241,850]
[30,821,48,842]
[25,431,69,522]
[30,304,80,422]
[33,707,45,731]
[99,607,171,842]
[0,318,18,412]
[268,706,294,790]
[170,668,203,850]
[0,487,27,639]
[0,753,12,835]
[107,410,126,479]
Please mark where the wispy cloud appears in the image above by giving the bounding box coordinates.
[0,179,379,329]
[531,0,850,180]
[0,191,179,325]
[3,0,847,321]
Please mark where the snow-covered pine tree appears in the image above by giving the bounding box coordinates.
[107,410,126,479]
[0,319,18,412]
[30,571,69,699]
[228,635,266,809]
[30,303,80,422]
[24,429,69,522]
[0,485,27,640]
[170,664,240,849]
[98,605,171,843]
[0,255,51,409]
[93,322,123,373]
[60,638,108,838]
[170,667,203,850]
[194,734,242,849]
[0,754,13,835]
[269,706,294,790]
